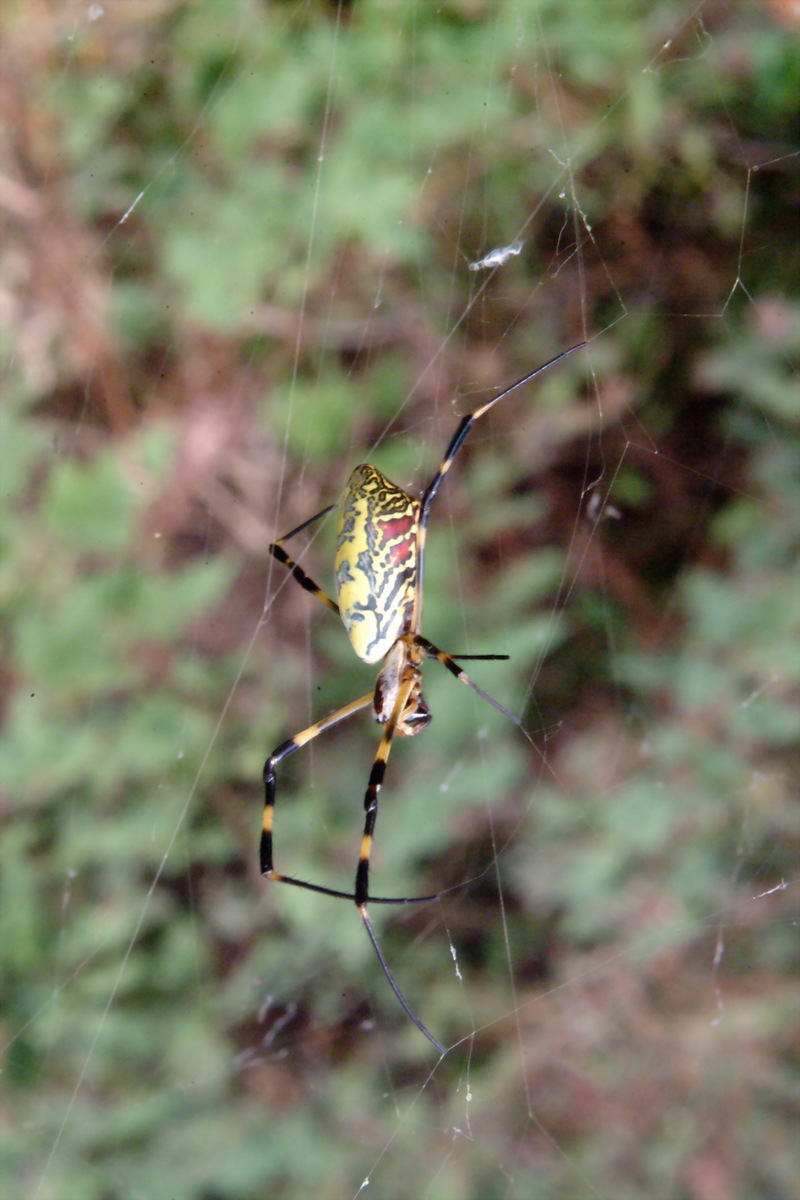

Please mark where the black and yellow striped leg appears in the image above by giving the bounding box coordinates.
[417,344,586,531]
[262,684,446,1051]
[269,504,340,615]
[262,693,373,896]
[354,677,447,1055]
[262,693,436,905]
[353,674,413,907]
[415,634,521,727]
[411,343,585,632]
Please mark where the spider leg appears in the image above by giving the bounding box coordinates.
[354,673,447,1054]
[263,692,437,904]
[361,906,446,1056]
[352,672,414,907]
[269,503,340,615]
[415,634,521,727]
[263,678,445,1050]
[412,342,585,632]
[262,692,373,882]
[446,652,509,660]
[418,343,586,529]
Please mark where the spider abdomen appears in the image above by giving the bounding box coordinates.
[334,464,419,664]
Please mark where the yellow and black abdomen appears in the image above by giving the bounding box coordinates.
[334,464,419,664]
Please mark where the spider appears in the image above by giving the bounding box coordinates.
[262,342,584,1053]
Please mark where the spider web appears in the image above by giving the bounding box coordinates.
[1,3,799,1199]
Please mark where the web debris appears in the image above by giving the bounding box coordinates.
[469,238,524,271]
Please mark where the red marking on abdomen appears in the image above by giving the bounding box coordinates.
[377,515,414,546]
[389,539,414,567]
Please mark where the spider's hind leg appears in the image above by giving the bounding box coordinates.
[360,905,447,1055]
[262,693,373,883]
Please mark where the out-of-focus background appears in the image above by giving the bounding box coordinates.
[2,2,798,1198]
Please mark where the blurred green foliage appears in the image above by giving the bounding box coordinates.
[1,2,799,1199]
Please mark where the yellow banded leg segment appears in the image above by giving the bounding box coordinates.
[412,345,586,636]
[354,677,413,906]
[268,502,340,614]
[415,634,520,726]
[261,693,373,881]
[352,677,449,1055]
[269,541,340,617]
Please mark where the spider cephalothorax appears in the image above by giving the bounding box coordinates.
[372,639,430,734]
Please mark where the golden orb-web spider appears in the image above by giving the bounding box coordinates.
[263,343,584,1053]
